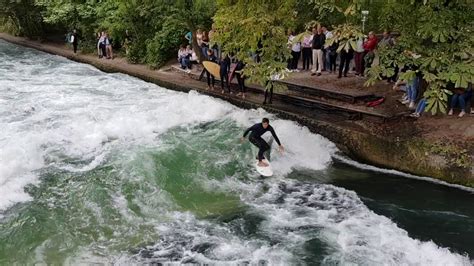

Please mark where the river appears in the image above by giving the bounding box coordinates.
[0,39,473,265]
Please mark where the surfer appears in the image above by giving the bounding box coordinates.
[205,49,217,90]
[241,118,284,167]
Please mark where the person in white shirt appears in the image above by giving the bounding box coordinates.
[287,30,301,71]
[178,45,192,70]
[354,36,365,76]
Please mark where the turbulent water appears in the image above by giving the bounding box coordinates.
[0,39,473,265]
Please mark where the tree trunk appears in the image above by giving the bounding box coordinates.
[186,19,205,63]
[191,31,206,63]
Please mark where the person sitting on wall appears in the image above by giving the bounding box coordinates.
[448,86,472,118]
[178,44,192,70]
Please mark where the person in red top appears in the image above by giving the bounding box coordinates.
[362,31,378,73]
[363,31,378,51]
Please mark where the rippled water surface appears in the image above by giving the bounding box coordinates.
[0,39,473,265]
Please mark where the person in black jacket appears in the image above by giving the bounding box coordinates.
[71,29,79,54]
[311,27,325,76]
[219,53,231,93]
[328,41,338,73]
[338,45,354,78]
[235,60,246,98]
[241,118,284,167]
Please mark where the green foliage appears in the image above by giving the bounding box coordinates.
[213,0,295,86]
[0,0,44,37]
[0,15,19,35]
[4,0,214,67]
[364,0,474,114]
[325,23,364,52]
[145,16,187,68]
[429,142,471,169]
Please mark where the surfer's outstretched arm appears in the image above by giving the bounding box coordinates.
[269,126,284,152]
[269,127,281,146]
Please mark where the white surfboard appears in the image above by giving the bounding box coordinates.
[255,159,273,177]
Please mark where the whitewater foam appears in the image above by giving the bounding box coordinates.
[247,180,472,265]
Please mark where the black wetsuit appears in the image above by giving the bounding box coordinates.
[235,60,246,93]
[243,123,281,161]
[206,54,217,87]
[219,55,231,92]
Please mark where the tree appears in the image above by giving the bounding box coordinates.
[366,0,474,114]
[174,0,216,62]
[0,0,44,37]
[212,0,296,87]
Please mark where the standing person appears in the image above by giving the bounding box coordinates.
[338,45,354,78]
[235,59,246,99]
[264,72,282,105]
[379,31,397,83]
[311,27,325,76]
[123,29,133,56]
[209,24,220,59]
[196,29,203,46]
[287,30,301,71]
[470,83,474,114]
[322,26,333,71]
[328,41,338,73]
[264,80,274,105]
[185,31,192,45]
[354,36,364,76]
[241,118,284,167]
[205,49,217,90]
[201,31,210,60]
[403,72,421,109]
[71,29,79,54]
[96,32,102,58]
[379,31,395,47]
[99,32,107,59]
[219,53,231,93]
[301,29,313,71]
[363,31,378,71]
[105,33,113,59]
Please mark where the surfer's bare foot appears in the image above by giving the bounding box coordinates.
[258,161,269,167]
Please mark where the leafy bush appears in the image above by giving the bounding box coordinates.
[145,17,186,68]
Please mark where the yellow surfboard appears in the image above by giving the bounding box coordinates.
[203,61,221,78]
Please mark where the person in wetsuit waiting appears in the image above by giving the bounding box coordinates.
[241,118,284,167]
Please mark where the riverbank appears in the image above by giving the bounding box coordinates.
[1,33,472,187]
